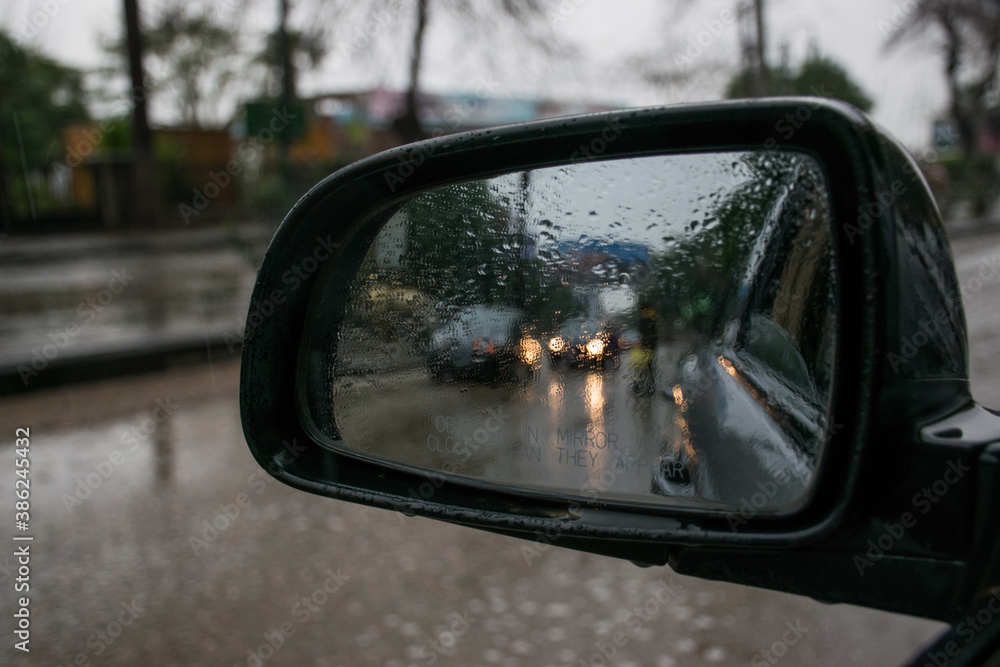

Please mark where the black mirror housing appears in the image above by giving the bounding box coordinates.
[241,99,999,620]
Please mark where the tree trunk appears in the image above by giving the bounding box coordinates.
[0,161,11,233]
[394,0,429,144]
[124,0,157,228]
[940,10,975,157]
[278,0,294,180]
[0,93,12,232]
[753,0,770,96]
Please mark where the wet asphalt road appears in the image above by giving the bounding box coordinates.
[333,358,698,507]
[331,353,805,510]
[0,227,261,369]
[2,231,1000,666]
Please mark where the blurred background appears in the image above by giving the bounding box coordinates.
[1,0,999,665]
[2,0,999,235]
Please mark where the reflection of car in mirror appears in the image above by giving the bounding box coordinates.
[427,304,533,383]
[548,316,619,368]
[661,155,834,506]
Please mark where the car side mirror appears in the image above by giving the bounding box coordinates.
[241,99,1000,622]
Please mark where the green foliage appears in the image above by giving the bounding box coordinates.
[152,132,192,204]
[523,270,577,332]
[404,182,519,308]
[0,30,89,169]
[644,152,806,335]
[0,30,90,221]
[98,117,134,153]
[793,56,874,112]
[254,26,327,100]
[246,173,297,220]
[726,53,874,112]
[103,5,242,128]
[938,151,1000,218]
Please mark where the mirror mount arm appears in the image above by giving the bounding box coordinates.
[967,437,1000,603]
[669,545,968,621]
[664,405,1000,622]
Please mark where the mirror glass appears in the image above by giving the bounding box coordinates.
[304,150,838,512]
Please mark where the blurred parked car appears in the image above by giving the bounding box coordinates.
[427,304,539,382]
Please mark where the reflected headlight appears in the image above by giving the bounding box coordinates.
[548,336,565,353]
[519,337,542,364]
[586,338,604,356]
[672,385,687,411]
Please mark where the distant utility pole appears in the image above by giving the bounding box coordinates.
[278,0,293,180]
[739,0,770,97]
[753,0,769,95]
[123,0,155,227]
[395,0,429,144]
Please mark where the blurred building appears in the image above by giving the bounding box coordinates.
[932,115,1000,156]
[287,88,622,164]
[57,125,237,230]
[47,89,620,232]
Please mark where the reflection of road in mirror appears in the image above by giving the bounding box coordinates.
[329,346,731,509]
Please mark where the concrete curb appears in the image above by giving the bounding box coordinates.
[0,334,243,396]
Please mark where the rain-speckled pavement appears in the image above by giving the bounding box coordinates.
[3,231,1000,666]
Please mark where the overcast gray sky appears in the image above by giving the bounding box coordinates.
[1,0,946,149]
